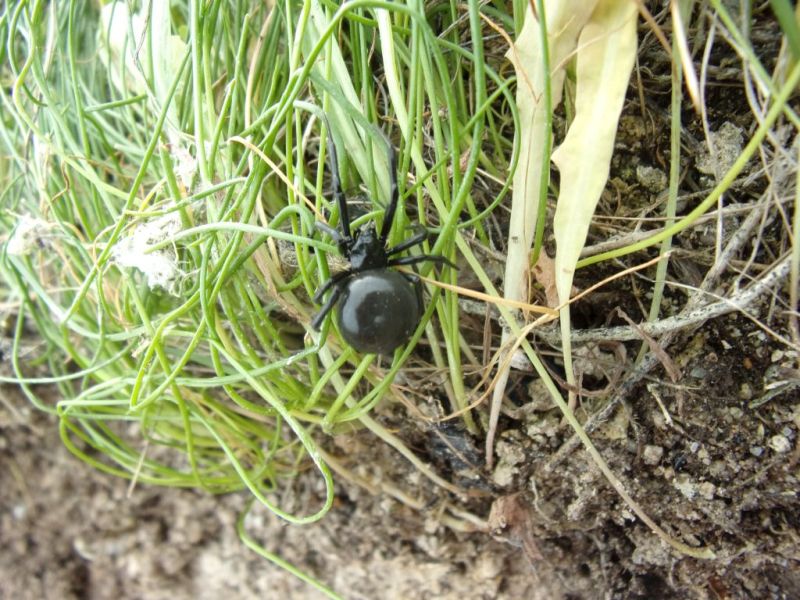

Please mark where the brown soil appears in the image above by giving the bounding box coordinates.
[3,315,799,599]
[1,387,541,600]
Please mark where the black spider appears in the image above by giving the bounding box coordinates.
[310,127,455,355]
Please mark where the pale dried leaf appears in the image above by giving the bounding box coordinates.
[489,0,603,469]
[552,0,638,305]
[503,0,599,304]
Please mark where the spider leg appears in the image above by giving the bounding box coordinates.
[378,129,399,244]
[315,221,344,243]
[311,285,343,331]
[315,220,350,256]
[388,254,458,270]
[312,269,352,303]
[325,120,353,242]
[386,228,428,256]
[401,272,424,307]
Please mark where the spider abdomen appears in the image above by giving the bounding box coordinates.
[336,270,422,355]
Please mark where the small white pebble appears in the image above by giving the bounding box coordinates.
[492,463,517,487]
[769,435,791,454]
[636,164,667,192]
[642,445,664,466]
[673,477,696,500]
[750,446,764,457]
[698,482,716,500]
[473,553,505,580]
[651,410,667,429]
[709,460,727,478]
[423,517,440,534]
[509,350,532,371]
[12,504,27,520]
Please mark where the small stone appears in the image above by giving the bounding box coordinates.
[527,379,555,411]
[696,122,744,179]
[636,164,667,192]
[473,552,504,580]
[642,445,664,466]
[768,435,791,454]
[492,463,517,487]
[12,504,26,520]
[698,482,716,500]
[423,517,440,534]
[651,410,667,429]
[674,476,696,500]
[739,383,753,401]
[750,446,764,457]
[495,440,525,465]
[709,460,727,478]
[509,350,532,371]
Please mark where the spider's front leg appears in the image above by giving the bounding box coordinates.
[311,275,347,331]
[386,228,428,257]
[324,121,354,243]
[387,254,458,270]
[315,221,351,257]
[312,269,354,303]
[378,129,399,245]
[400,271,424,309]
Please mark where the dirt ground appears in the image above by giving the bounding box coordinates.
[3,6,800,600]
[1,386,544,600]
[2,311,799,599]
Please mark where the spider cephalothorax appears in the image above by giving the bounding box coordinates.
[341,224,387,271]
[310,125,455,355]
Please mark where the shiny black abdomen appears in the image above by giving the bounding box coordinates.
[336,270,422,354]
